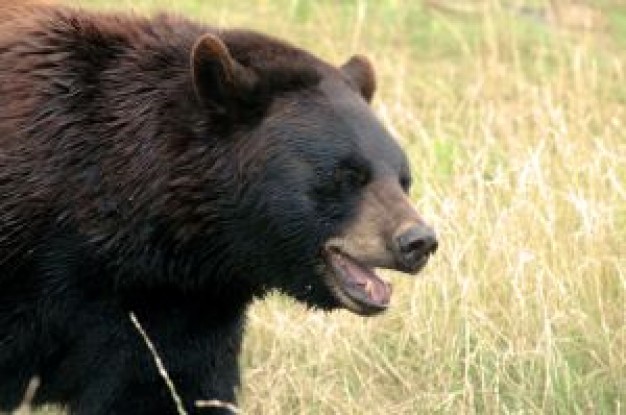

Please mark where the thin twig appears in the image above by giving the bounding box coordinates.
[129,312,188,415]
[12,376,40,415]
[196,399,242,414]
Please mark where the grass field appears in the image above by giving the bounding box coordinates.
[30,0,626,414]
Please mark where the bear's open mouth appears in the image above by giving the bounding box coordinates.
[323,247,392,316]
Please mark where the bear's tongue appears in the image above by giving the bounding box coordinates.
[328,250,391,309]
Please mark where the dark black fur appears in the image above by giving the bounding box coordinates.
[0,4,410,414]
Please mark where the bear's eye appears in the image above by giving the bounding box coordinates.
[334,163,369,189]
[399,175,412,193]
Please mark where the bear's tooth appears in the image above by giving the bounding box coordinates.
[364,279,373,297]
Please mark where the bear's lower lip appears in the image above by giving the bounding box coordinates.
[322,248,391,316]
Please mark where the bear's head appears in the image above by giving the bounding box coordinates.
[185,32,438,316]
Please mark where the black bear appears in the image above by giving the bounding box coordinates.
[0,3,437,414]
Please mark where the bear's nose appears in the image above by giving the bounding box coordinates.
[394,224,438,273]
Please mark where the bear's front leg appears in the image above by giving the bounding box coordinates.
[102,377,239,415]
[67,307,244,415]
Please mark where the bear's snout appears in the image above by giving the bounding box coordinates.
[324,178,437,276]
[320,180,437,315]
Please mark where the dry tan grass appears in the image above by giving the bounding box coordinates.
[30,0,626,414]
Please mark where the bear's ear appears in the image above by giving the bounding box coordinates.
[190,33,258,112]
[340,55,376,103]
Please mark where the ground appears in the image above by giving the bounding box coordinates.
[28,0,626,414]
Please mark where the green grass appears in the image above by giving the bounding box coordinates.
[30,0,626,414]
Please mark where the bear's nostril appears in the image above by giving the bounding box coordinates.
[403,238,425,254]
